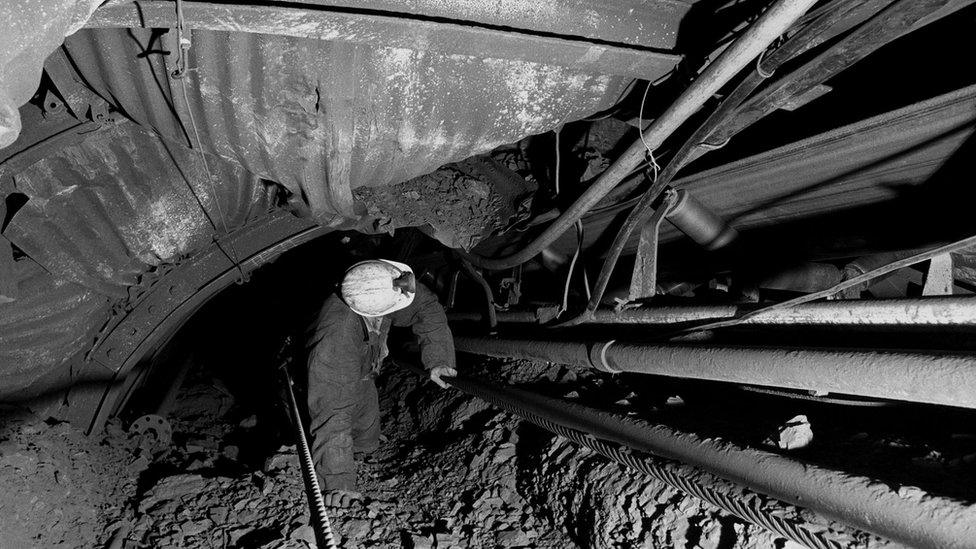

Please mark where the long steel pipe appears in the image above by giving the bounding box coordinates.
[450,296,976,326]
[465,0,818,270]
[446,374,976,547]
[454,336,976,409]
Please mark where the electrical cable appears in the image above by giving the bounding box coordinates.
[177,77,250,284]
[552,131,590,314]
[579,221,592,300]
[637,81,662,182]
[755,47,776,78]
[558,220,588,317]
[178,78,231,237]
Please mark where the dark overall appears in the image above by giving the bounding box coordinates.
[305,283,454,491]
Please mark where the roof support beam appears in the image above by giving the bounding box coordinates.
[86,0,682,79]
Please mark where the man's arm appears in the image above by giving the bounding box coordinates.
[392,283,457,387]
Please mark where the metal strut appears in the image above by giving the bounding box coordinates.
[282,367,340,549]
[442,374,853,549]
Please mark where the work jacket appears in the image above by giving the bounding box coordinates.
[306,282,455,381]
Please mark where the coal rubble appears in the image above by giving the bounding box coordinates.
[0,408,136,548]
[2,352,950,548]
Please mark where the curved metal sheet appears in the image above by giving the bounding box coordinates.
[62,27,640,221]
[4,121,276,297]
[0,259,110,397]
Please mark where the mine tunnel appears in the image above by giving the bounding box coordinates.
[3,0,976,547]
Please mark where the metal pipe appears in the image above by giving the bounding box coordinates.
[454,335,976,409]
[465,0,818,270]
[446,374,976,548]
[665,189,738,250]
[450,296,976,326]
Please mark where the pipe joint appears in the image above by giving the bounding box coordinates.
[588,340,621,374]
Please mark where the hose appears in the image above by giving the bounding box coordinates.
[282,367,340,549]
[439,373,865,549]
[436,371,976,546]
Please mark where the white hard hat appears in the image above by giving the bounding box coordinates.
[341,259,416,317]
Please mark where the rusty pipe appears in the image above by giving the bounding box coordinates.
[464,0,818,270]
[454,335,976,409]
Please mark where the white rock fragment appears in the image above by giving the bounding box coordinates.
[775,415,814,450]
[665,395,684,407]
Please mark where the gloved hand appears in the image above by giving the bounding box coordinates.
[323,489,361,509]
[429,366,458,388]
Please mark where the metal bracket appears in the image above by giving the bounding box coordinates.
[44,51,117,127]
[497,265,522,309]
[922,253,954,296]
[627,190,679,302]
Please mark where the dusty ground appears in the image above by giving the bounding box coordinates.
[120,355,798,549]
[2,348,973,548]
[0,406,136,548]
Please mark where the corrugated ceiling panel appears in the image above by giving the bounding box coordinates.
[62,28,634,221]
[0,259,111,397]
[5,122,275,297]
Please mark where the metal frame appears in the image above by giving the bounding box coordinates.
[67,212,331,433]
[86,0,682,79]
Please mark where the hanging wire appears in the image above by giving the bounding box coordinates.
[178,78,232,237]
[558,221,588,317]
[552,129,589,315]
[637,81,662,181]
[578,220,591,300]
[171,0,191,79]
[755,47,776,78]
[168,7,249,284]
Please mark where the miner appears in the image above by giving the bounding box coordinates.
[306,259,456,508]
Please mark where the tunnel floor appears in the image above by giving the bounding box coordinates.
[3,341,976,547]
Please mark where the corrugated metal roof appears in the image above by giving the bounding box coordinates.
[62,27,639,221]
[0,259,110,398]
[2,14,661,405]
[4,121,275,297]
